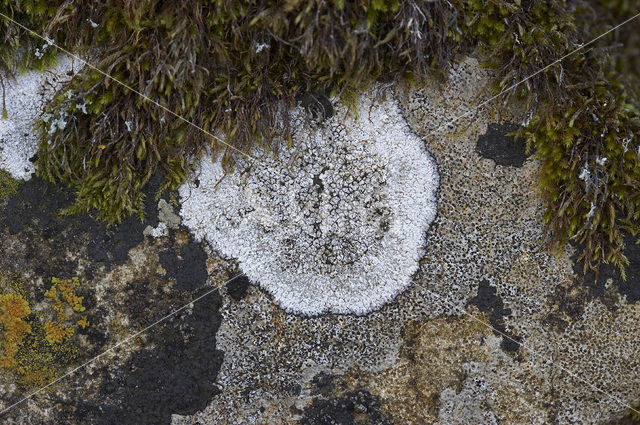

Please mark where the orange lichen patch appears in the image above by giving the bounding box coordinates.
[11,318,80,391]
[41,277,87,348]
[43,277,89,344]
[45,277,86,316]
[0,293,33,368]
[0,275,91,391]
[44,320,74,345]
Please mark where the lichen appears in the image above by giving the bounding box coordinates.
[0,291,31,369]
[0,55,77,180]
[0,169,19,199]
[42,276,87,344]
[179,89,439,315]
[0,274,89,390]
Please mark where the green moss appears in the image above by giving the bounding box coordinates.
[2,0,639,277]
[25,0,462,223]
[0,0,61,75]
[0,169,19,199]
[452,0,640,276]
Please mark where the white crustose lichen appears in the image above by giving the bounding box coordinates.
[179,89,439,316]
[0,55,77,180]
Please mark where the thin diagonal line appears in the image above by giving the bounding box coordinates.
[0,272,245,416]
[0,11,254,161]
[421,286,640,415]
[0,6,639,420]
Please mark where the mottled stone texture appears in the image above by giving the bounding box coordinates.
[0,174,224,425]
[2,56,640,425]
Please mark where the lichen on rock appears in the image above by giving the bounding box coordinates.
[0,55,78,180]
[179,89,439,316]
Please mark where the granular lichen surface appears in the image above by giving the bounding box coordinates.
[179,90,439,315]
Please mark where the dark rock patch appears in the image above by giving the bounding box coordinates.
[226,273,251,301]
[72,287,223,425]
[573,235,640,305]
[298,89,334,121]
[1,172,166,275]
[476,123,531,167]
[159,238,208,292]
[0,172,226,424]
[299,390,391,425]
[311,372,337,397]
[3,176,75,235]
[468,279,522,353]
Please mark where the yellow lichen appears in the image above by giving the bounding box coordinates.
[44,320,74,345]
[42,277,88,346]
[0,293,32,368]
[0,275,91,391]
[77,317,90,329]
[0,169,19,200]
[46,276,86,315]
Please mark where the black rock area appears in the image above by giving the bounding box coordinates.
[573,235,640,304]
[298,89,334,121]
[299,389,391,425]
[159,238,209,292]
[74,287,224,425]
[226,272,251,301]
[0,173,223,424]
[468,280,522,353]
[2,172,164,273]
[476,123,531,167]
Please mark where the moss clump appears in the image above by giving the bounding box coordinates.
[454,0,640,276]
[1,0,639,276]
[0,275,89,390]
[0,1,60,71]
[19,0,461,223]
[0,169,20,200]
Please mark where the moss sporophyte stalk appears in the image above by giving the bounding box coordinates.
[0,0,639,277]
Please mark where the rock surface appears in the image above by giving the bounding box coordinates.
[0,56,639,425]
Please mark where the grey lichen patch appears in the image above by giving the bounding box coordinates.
[537,298,640,424]
[180,88,439,316]
[144,199,181,238]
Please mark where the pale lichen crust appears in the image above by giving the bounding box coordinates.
[0,55,77,180]
[179,89,439,315]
